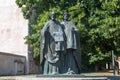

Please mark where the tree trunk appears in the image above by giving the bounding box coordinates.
[95,64,98,72]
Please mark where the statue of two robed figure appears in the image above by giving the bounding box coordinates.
[40,12,81,75]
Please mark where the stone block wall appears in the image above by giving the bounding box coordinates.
[0,52,25,75]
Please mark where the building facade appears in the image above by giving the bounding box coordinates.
[0,0,39,75]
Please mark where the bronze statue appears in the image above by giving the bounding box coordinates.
[61,12,81,74]
[40,12,81,75]
[40,12,65,75]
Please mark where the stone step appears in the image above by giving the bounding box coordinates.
[12,75,109,80]
[14,77,108,80]
[1,75,120,80]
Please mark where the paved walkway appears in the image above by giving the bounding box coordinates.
[0,76,120,80]
[0,71,120,80]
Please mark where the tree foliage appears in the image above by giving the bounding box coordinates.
[16,0,120,68]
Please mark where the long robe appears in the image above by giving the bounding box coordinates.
[40,20,65,74]
[61,21,81,74]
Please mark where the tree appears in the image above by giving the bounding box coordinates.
[15,0,85,61]
[16,0,120,71]
[86,0,120,71]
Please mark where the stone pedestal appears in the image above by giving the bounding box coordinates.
[1,75,120,80]
[34,75,108,80]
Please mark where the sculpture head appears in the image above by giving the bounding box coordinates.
[50,12,56,21]
[63,12,70,21]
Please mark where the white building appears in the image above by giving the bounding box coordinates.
[0,0,39,75]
